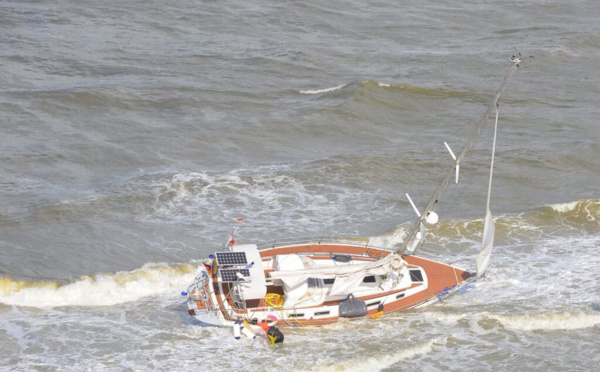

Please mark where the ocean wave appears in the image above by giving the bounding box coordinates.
[547,199,599,220]
[386,198,600,243]
[426,310,600,332]
[487,311,600,331]
[145,168,392,236]
[299,83,347,94]
[16,86,204,112]
[297,80,469,99]
[359,79,469,98]
[148,170,314,223]
[367,227,407,249]
[0,263,196,308]
[302,337,442,372]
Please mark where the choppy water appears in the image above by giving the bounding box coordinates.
[1,0,599,371]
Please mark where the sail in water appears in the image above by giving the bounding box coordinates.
[476,105,501,276]
[476,208,495,276]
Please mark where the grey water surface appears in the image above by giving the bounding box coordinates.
[1,0,599,371]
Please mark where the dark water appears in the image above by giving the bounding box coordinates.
[1,0,599,370]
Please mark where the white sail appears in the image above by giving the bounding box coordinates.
[476,208,495,277]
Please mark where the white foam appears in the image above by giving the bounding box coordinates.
[147,169,386,237]
[487,311,600,331]
[548,201,581,213]
[0,263,195,308]
[299,83,346,94]
[547,199,599,222]
[150,171,305,222]
[367,227,406,249]
[304,337,442,372]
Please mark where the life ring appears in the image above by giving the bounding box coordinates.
[259,314,278,327]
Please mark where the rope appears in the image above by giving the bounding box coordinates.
[264,293,305,328]
[265,293,283,307]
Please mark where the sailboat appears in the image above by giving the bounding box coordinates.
[184,56,522,331]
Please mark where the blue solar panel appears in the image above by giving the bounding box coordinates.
[220,268,251,282]
[215,251,247,266]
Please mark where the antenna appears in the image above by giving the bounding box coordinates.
[444,141,460,184]
[405,192,421,217]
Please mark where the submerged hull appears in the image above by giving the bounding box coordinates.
[186,242,471,328]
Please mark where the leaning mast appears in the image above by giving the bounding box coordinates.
[399,56,521,255]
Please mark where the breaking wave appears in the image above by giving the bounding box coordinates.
[427,310,600,332]
[401,198,600,243]
[4,199,595,309]
[297,80,470,98]
[546,199,599,221]
[488,311,600,331]
[0,263,196,308]
[148,170,330,227]
[303,337,442,372]
[145,168,393,236]
[299,83,347,94]
[359,79,469,98]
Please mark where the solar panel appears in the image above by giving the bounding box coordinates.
[215,251,247,266]
[220,268,251,283]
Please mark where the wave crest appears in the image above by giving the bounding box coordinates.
[0,263,196,308]
[487,311,600,331]
[547,199,599,221]
[386,198,600,243]
[303,337,442,372]
[359,79,468,97]
[299,84,347,94]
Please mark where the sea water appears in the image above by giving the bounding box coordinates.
[1,0,599,370]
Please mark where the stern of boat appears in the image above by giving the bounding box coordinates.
[186,266,229,327]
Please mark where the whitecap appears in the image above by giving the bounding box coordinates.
[0,263,196,308]
[299,83,347,94]
[487,311,600,331]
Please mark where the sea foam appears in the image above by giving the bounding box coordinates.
[303,337,442,372]
[0,263,196,308]
[487,311,600,331]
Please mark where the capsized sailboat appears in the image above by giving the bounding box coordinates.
[184,56,522,330]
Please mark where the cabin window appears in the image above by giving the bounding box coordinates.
[363,275,376,283]
[367,300,381,307]
[323,278,335,285]
[396,292,405,299]
[288,313,304,318]
[409,270,424,282]
[315,311,330,316]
